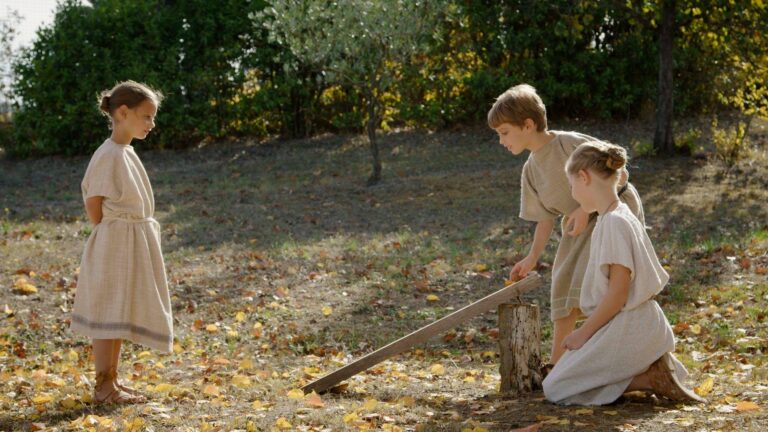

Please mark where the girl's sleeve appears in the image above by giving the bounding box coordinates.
[519,162,558,221]
[595,216,636,280]
[82,151,126,201]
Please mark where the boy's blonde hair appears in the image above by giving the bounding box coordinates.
[566,141,627,180]
[487,84,547,131]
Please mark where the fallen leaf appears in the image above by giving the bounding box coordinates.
[275,417,292,429]
[306,391,324,408]
[322,306,333,316]
[426,294,440,302]
[430,364,446,375]
[735,401,760,412]
[202,384,220,397]
[694,377,714,396]
[509,424,541,432]
[287,389,305,399]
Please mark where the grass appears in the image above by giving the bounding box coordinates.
[1,121,768,431]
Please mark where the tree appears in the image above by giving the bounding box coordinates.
[260,0,443,185]
[0,8,21,117]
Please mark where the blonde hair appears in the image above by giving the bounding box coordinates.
[487,84,547,131]
[98,80,163,117]
[566,141,627,180]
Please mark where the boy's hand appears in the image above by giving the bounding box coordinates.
[566,207,589,237]
[510,255,537,280]
[562,327,591,351]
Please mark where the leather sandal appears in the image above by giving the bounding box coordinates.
[111,367,145,397]
[646,353,705,403]
[93,370,147,405]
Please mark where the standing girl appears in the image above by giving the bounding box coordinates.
[488,84,645,366]
[542,141,703,405]
[71,81,173,404]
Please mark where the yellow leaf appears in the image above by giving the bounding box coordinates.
[235,311,246,322]
[343,412,359,423]
[694,377,714,396]
[154,383,175,394]
[137,351,153,359]
[287,389,305,399]
[67,350,79,362]
[363,398,378,410]
[573,408,593,415]
[322,306,333,316]
[474,263,488,272]
[239,359,254,370]
[426,294,440,302]
[275,417,292,429]
[463,376,476,383]
[252,400,264,409]
[3,304,12,315]
[232,374,252,388]
[124,417,146,432]
[430,364,446,375]
[690,324,702,335]
[227,330,239,338]
[735,401,760,412]
[206,324,219,333]
[202,384,220,397]
[60,397,77,409]
[32,394,53,404]
[18,283,38,294]
[603,410,618,416]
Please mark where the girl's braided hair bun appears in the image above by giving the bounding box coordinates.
[567,140,628,179]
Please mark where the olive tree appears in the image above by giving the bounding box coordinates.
[260,0,443,185]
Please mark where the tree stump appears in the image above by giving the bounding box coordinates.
[498,303,542,393]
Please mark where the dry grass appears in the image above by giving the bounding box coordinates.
[1,120,767,431]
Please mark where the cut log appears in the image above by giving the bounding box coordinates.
[498,303,542,393]
[302,273,543,394]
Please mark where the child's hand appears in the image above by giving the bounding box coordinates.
[510,255,537,280]
[566,207,589,237]
[562,327,591,351]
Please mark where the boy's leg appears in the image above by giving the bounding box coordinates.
[550,309,580,364]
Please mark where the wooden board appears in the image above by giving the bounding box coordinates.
[302,273,543,394]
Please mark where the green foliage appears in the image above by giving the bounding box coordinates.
[4,0,767,156]
[9,0,277,156]
[711,116,751,170]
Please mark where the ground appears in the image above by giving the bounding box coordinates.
[1,119,767,431]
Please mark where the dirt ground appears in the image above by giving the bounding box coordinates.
[1,118,767,431]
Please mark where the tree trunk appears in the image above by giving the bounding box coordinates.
[653,0,676,155]
[498,303,542,393]
[366,96,382,186]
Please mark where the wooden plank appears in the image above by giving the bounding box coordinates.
[302,273,543,394]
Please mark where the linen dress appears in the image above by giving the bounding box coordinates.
[519,131,645,321]
[71,139,173,353]
[542,203,688,405]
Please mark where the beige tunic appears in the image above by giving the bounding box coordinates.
[520,131,645,320]
[542,203,688,405]
[71,139,173,352]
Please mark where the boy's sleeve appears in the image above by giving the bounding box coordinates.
[82,151,126,201]
[519,162,558,221]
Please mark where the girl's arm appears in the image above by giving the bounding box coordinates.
[562,264,631,350]
[85,196,104,225]
[510,219,555,279]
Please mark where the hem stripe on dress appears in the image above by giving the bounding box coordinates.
[71,314,171,344]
